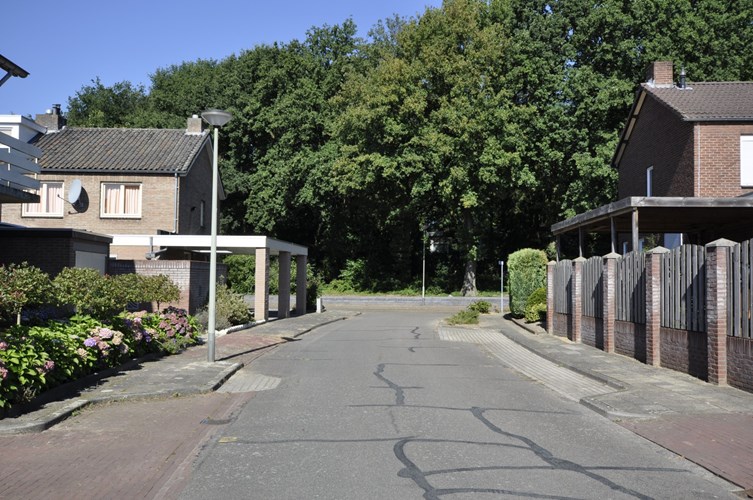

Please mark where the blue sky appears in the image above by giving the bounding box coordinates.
[1,0,442,116]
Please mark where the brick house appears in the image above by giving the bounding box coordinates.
[552,61,753,256]
[615,61,753,199]
[0,108,220,260]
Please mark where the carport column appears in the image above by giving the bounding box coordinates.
[645,246,669,366]
[296,254,307,316]
[255,248,270,321]
[278,251,291,318]
[571,257,585,343]
[602,252,620,354]
[706,239,734,385]
[546,261,555,335]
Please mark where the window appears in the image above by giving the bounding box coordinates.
[741,136,753,187]
[646,166,653,196]
[101,183,141,218]
[22,181,64,217]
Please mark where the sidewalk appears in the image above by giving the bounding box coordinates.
[0,310,357,435]
[482,314,753,494]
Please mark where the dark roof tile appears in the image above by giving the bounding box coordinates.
[644,82,753,121]
[34,127,208,175]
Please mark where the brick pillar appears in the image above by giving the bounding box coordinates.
[278,251,291,319]
[602,252,620,354]
[645,246,669,366]
[571,257,585,343]
[547,261,555,335]
[255,248,270,321]
[706,239,735,385]
[296,254,307,316]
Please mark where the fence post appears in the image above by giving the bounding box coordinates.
[571,257,585,343]
[706,239,735,385]
[645,246,669,366]
[602,252,620,354]
[547,261,555,335]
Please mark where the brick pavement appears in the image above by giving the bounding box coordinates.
[621,413,753,493]
[0,392,253,499]
[492,314,753,494]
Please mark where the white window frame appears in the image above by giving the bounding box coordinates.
[741,136,753,187]
[646,166,653,196]
[100,182,142,218]
[22,181,64,217]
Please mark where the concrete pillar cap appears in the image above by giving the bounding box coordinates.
[646,246,670,254]
[603,252,622,259]
[706,238,737,248]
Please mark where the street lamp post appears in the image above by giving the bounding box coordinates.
[201,109,232,362]
[499,260,505,314]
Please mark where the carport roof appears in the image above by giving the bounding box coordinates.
[111,234,308,256]
[552,196,753,239]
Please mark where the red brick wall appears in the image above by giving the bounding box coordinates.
[696,123,753,197]
[552,312,571,338]
[615,320,646,362]
[660,327,708,379]
[618,95,695,198]
[728,336,753,392]
[581,315,603,349]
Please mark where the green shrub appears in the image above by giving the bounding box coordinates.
[468,300,492,314]
[447,309,480,325]
[224,254,256,294]
[508,248,548,318]
[0,263,53,325]
[138,274,180,310]
[524,287,547,323]
[195,283,251,331]
[0,309,203,410]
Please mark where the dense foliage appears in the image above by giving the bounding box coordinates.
[65,0,753,294]
[507,248,547,317]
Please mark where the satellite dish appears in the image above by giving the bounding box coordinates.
[67,179,82,205]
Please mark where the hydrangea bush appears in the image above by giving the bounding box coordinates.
[0,308,202,411]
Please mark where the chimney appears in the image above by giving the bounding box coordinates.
[186,114,203,135]
[645,61,674,88]
[679,67,686,89]
[35,104,66,133]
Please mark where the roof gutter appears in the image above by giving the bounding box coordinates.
[174,172,179,234]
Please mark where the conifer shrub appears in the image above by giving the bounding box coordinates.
[508,248,547,318]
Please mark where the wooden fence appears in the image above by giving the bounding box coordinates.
[661,244,705,332]
[616,251,645,324]
[730,239,753,338]
[581,256,603,318]
[554,259,572,315]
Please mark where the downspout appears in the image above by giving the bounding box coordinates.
[695,123,701,195]
[173,172,180,234]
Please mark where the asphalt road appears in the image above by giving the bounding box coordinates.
[180,311,735,499]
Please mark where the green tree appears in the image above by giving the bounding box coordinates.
[0,263,52,325]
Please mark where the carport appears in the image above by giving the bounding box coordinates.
[110,234,308,320]
[551,196,753,258]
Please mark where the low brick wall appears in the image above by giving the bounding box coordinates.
[728,336,753,392]
[552,312,571,338]
[659,327,708,380]
[616,321,646,362]
[108,260,227,315]
[581,315,603,348]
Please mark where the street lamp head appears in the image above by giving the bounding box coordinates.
[201,109,232,128]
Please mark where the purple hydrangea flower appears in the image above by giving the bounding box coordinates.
[84,337,97,348]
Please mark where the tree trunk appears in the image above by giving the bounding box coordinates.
[461,259,477,296]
